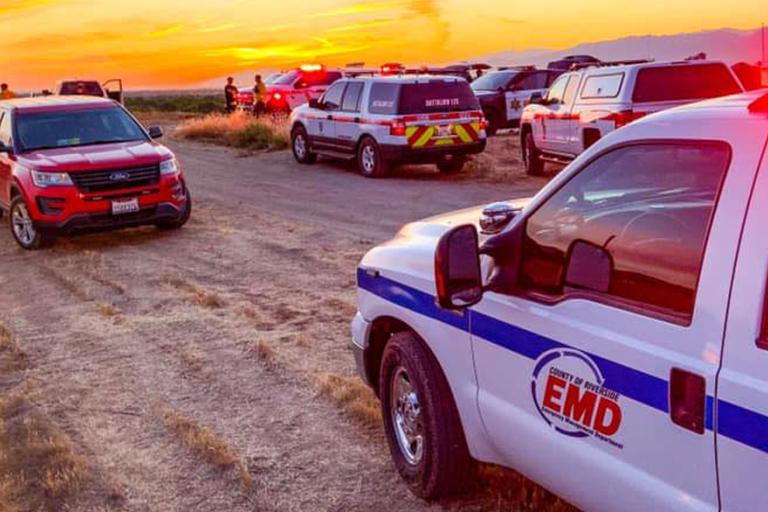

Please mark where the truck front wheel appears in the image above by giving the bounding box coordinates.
[522,129,544,176]
[379,331,475,500]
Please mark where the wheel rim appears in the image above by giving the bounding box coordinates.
[361,145,376,174]
[11,202,36,246]
[390,366,424,466]
[294,133,306,159]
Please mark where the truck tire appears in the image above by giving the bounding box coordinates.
[379,331,475,500]
[523,130,544,176]
[357,137,389,178]
[291,126,317,164]
[9,195,54,250]
[483,109,500,136]
[436,155,466,174]
[156,189,192,230]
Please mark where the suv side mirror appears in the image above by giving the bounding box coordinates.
[529,92,544,105]
[0,141,13,155]
[148,126,164,139]
[295,81,309,90]
[565,240,612,293]
[308,98,322,110]
[435,224,484,310]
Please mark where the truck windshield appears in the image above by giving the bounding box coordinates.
[471,72,515,92]
[398,82,480,114]
[16,107,148,153]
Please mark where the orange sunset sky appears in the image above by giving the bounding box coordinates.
[1,0,765,89]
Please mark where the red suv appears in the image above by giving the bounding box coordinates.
[0,97,191,249]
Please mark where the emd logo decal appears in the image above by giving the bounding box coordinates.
[531,348,624,449]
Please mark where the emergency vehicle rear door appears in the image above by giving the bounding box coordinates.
[470,137,752,512]
[715,128,768,512]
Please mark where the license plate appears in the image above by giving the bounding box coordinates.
[111,198,139,215]
[436,125,453,138]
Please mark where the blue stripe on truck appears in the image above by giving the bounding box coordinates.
[357,268,765,453]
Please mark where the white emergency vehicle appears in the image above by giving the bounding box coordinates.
[352,90,768,512]
[520,59,743,175]
[289,75,488,177]
[471,67,562,135]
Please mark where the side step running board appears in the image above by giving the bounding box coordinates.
[540,154,573,166]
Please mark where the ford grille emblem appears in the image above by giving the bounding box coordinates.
[109,171,130,182]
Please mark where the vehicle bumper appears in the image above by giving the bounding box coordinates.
[34,201,187,235]
[379,140,487,163]
[351,311,373,386]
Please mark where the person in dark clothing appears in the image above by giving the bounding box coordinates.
[225,77,238,113]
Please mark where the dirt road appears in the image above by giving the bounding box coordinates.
[0,136,572,512]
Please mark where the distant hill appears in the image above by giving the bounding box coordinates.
[480,27,765,68]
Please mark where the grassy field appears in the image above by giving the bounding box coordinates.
[125,94,223,114]
[174,112,290,151]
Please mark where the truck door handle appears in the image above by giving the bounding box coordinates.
[354,117,361,123]
[327,115,333,120]
[670,368,706,434]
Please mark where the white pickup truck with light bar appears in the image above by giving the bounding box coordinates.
[351,90,768,512]
[520,59,743,175]
[289,75,488,177]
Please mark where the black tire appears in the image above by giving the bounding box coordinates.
[291,126,317,165]
[523,129,544,176]
[157,189,192,230]
[357,137,390,178]
[436,155,466,174]
[9,195,54,250]
[379,331,475,500]
[483,109,500,136]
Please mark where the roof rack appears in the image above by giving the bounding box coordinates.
[497,65,536,71]
[570,59,653,71]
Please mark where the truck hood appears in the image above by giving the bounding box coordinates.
[397,197,532,241]
[17,140,173,172]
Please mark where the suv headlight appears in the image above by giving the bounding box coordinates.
[159,158,180,176]
[31,170,73,188]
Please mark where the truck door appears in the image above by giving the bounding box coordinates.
[471,137,753,512]
[307,81,345,152]
[716,128,768,512]
[536,74,574,154]
[333,81,365,156]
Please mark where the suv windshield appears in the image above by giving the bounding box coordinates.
[471,71,515,92]
[16,106,148,153]
[398,81,480,114]
[632,63,742,103]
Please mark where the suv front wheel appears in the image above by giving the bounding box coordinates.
[380,331,475,499]
[436,155,466,174]
[357,137,390,178]
[9,196,53,250]
[291,126,317,165]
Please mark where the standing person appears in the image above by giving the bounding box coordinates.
[253,74,267,118]
[224,77,238,113]
[0,83,16,100]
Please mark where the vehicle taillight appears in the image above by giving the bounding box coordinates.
[273,92,282,101]
[479,118,489,131]
[390,120,406,137]
[611,110,646,128]
[670,368,706,434]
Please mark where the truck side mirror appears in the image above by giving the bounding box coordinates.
[147,126,164,139]
[435,224,484,310]
[308,98,322,110]
[529,92,544,105]
[0,141,14,155]
[564,240,612,293]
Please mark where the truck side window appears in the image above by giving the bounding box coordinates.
[518,142,730,322]
[545,76,570,104]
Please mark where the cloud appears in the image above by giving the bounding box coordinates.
[326,19,394,33]
[148,23,184,38]
[0,0,59,16]
[197,23,239,34]
[310,1,399,18]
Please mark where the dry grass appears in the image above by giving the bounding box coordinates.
[466,133,529,182]
[0,392,89,511]
[250,340,276,368]
[175,112,290,151]
[159,406,252,491]
[312,372,381,424]
[97,303,121,318]
[0,323,27,372]
[164,277,225,309]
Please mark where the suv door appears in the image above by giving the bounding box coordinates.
[0,111,13,208]
[309,81,346,152]
[716,129,768,512]
[471,141,738,512]
[333,81,365,154]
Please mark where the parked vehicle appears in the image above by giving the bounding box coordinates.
[547,54,601,71]
[0,97,190,249]
[352,90,768,511]
[471,66,562,135]
[289,75,488,177]
[265,65,343,113]
[55,79,124,104]
[520,59,743,175]
[236,87,254,112]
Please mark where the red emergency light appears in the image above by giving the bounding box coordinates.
[381,63,404,76]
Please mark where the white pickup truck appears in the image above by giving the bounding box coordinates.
[352,90,768,512]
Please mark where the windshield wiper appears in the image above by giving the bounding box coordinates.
[73,138,144,147]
